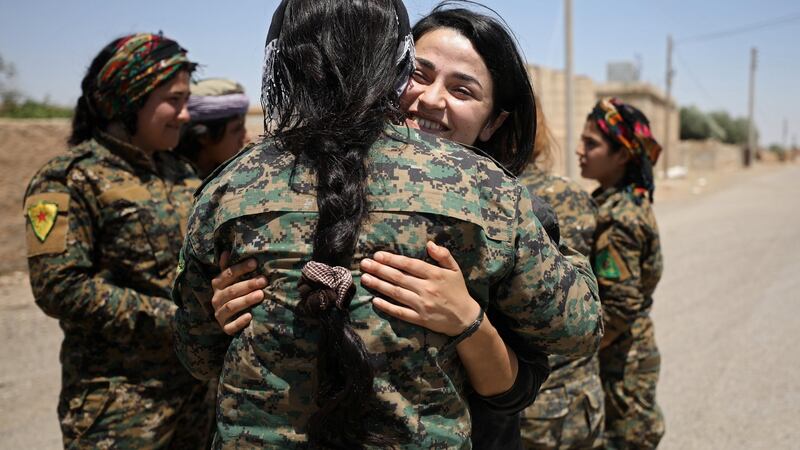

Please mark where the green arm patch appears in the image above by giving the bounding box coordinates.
[594,248,621,279]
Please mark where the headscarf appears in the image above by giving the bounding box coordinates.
[188,78,250,122]
[260,0,416,122]
[93,33,193,120]
[589,97,662,202]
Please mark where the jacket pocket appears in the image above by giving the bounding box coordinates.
[63,382,113,446]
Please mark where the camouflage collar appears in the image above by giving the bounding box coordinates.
[592,185,620,206]
[94,130,159,174]
[382,123,515,178]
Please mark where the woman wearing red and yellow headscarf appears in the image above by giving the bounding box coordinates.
[24,33,213,448]
[578,97,664,449]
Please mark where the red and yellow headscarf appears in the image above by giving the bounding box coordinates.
[93,33,193,120]
[590,98,662,201]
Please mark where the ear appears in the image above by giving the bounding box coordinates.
[613,148,632,168]
[478,111,510,142]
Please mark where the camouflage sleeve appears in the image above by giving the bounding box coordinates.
[593,220,644,338]
[26,176,176,344]
[493,184,602,358]
[171,237,231,381]
[557,190,596,258]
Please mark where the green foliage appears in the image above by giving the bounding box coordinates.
[680,106,712,140]
[708,111,753,145]
[0,53,73,119]
[1,99,73,118]
[679,104,756,145]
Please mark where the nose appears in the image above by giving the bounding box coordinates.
[575,142,585,157]
[417,82,446,111]
[177,102,191,124]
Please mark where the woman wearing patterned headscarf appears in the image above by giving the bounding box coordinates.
[175,78,250,178]
[578,97,665,449]
[23,33,213,448]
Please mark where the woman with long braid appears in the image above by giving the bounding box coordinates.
[172,1,601,447]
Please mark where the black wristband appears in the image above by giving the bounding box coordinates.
[450,308,485,347]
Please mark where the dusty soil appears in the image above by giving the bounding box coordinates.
[0,119,72,274]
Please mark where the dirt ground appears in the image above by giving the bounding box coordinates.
[0,119,72,274]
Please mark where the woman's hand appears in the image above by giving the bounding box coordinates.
[360,241,481,337]
[211,251,267,335]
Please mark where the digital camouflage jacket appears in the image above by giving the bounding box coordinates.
[173,125,602,449]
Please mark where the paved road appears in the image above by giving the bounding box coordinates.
[1,164,798,449]
[653,164,800,449]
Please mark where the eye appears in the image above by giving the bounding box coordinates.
[412,70,430,84]
[451,86,474,100]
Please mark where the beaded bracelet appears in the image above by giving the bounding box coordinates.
[450,308,485,347]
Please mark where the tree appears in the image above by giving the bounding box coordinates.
[708,111,755,146]
[680,106,711,140]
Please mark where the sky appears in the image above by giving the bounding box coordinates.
[2,0,799,146]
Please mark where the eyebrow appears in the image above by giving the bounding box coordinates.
[416,57,483,89]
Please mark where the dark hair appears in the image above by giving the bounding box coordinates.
[69,37,193,146]
[174,115,238,162]
[413,1,537,176]
[264,0,407,447]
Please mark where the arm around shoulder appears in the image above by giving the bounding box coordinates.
[493,184,602,358]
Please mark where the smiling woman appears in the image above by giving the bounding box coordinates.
[403,27,508,146]
[23,33,214,449]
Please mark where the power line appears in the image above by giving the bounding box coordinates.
[678,12,800,44]
[673,48,721,106]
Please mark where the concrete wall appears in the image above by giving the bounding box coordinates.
[527,65,596,176]
[677,139,743,171]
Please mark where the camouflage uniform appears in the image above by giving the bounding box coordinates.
[518,169,604,450]
[24,132,214,449]
[592,186,664,450]
[173,125,603,449]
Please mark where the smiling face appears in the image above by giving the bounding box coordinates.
[400,27,506,146]
[132,70,191,154]
[577,119,630,187]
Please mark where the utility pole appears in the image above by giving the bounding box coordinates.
[782,118,788,149]
[564,0,575,178]
[663,35,674,178]
[745,47,757,167]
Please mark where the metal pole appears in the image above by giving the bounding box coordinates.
[663,35,674,178]
[746,47,757,167]
[782,118,788,149]
[564,0,575,178]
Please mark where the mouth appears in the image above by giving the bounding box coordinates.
[407,114,449,133]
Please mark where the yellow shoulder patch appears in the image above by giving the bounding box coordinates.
[28,201,58,242]
[25,192,70,257]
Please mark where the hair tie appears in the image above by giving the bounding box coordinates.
[300,261,354,311]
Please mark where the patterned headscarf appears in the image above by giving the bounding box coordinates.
[93,33,193,120]
[589,98,662,202]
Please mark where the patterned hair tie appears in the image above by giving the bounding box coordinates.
[300,261,354,311]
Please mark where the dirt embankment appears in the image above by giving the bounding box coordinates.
[0,119,72,274]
